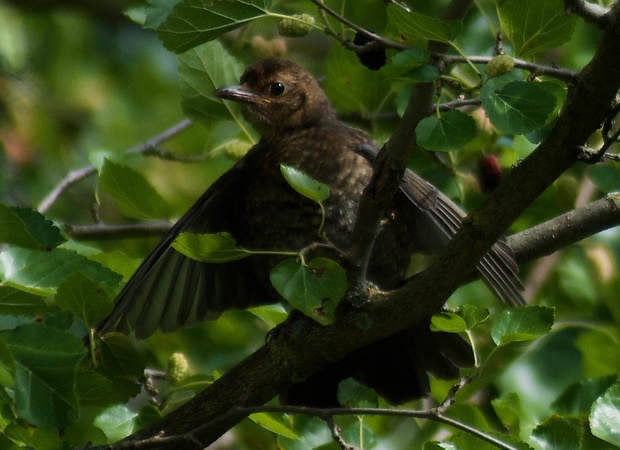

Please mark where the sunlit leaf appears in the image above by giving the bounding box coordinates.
[430,312,468,333]
[94,405,137,442]
[491,306,554,345]
[387,6,455,43]
[531,415,582,450]
[280,165,330,203]
[172,231,251,263]
[250,413,299,439]
[590,382,620,446]
[157,0,273,53]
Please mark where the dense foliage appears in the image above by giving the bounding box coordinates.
[0,0,619,449]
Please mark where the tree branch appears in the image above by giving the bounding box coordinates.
[38,119,193,214]
[507,193,620,264]
[564,0,613,30]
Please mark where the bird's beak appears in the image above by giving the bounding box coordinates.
[214,86,259,103]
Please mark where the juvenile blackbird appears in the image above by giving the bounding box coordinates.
[96,59,523,405]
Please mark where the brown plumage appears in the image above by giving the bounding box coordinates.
[96,59,523,405]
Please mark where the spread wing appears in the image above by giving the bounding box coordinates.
[96,156,270,339]
[356,143,524,306]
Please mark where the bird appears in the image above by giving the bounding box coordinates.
[95,59,523,406]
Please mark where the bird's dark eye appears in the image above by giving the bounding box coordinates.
[269,82,286,96]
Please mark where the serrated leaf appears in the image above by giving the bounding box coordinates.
[531,415,582,450]
[387,6,455,44]
[590,382,620,446]
[179,40,247,126]
[280,165,330,203]
[337,377,379,408]
[56,272,113,328]
[0,287,49,316]
[144,0,177,29]
[94,405,137,442]
[172,231,251,263]
[269,257,346,325]
[0,247,122,297]
[491,306,554,345]
[157,0,273,53]
[498,0,577,57]
[430,312,468,333]
[250,413,299,439]
[416,110,476,152]
[481,80,556,134]
[5,324,86,427]
[99,159,172,220]
[553,376,616,416]
[0,204,65,250]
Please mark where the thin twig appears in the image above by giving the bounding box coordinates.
[38,119,193,214]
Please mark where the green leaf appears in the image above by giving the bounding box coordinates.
[250,413,299,439]
[94,405,137,442]
[590,382,620,446]
[589,165,620,194]
[97,333,143,403]
[403,65,441,82]
[144,0,178,29]
[387,6,455,44]
[415,110,477,152]
[430,312,468,333]
[575,330,619,378]
[481,80,557,134]
[269,257,346,325]
[157,0,273,53]
[459,304,490,329]
[179,40,247,125]
[246,304,288,327]
[280,165,330,203]
[3,424,62,450]
[55,272,113,328]
[531,415,582,450]
[553,376,616,416]
[0,247,122,296]
[99,159,172,220]
[0,287,49,316]
[172,231,251,263]
[491,306,554,345]
[5,324,86,427]
[498,0,577,57]
[492,392,522,430]
[391,48,430,68]
[74,370,116,407]
[337,377,379,408]
[0,204,65,249]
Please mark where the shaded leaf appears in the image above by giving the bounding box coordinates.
[0,287,49,316]
[416,110,476,152]
[269,257,346,325]
[481,80,556,134]
[387,6,455,43]
[179,40,247,126]
[56,272,113,328]
[5,324,86,427]
[99,159,172,220]
[531,415,582,450]
[337,377,379,408]
[498,0,577,57]
[0,204,65,250]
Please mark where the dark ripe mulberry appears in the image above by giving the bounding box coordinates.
[478,154,503,192]
[353,31,386,71]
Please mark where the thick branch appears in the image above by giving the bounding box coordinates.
[507,193,620,263]
[564,0,613,29]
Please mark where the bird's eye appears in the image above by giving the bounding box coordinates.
[269,82,286,96]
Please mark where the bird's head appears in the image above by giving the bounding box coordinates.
[214,59,336,140]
